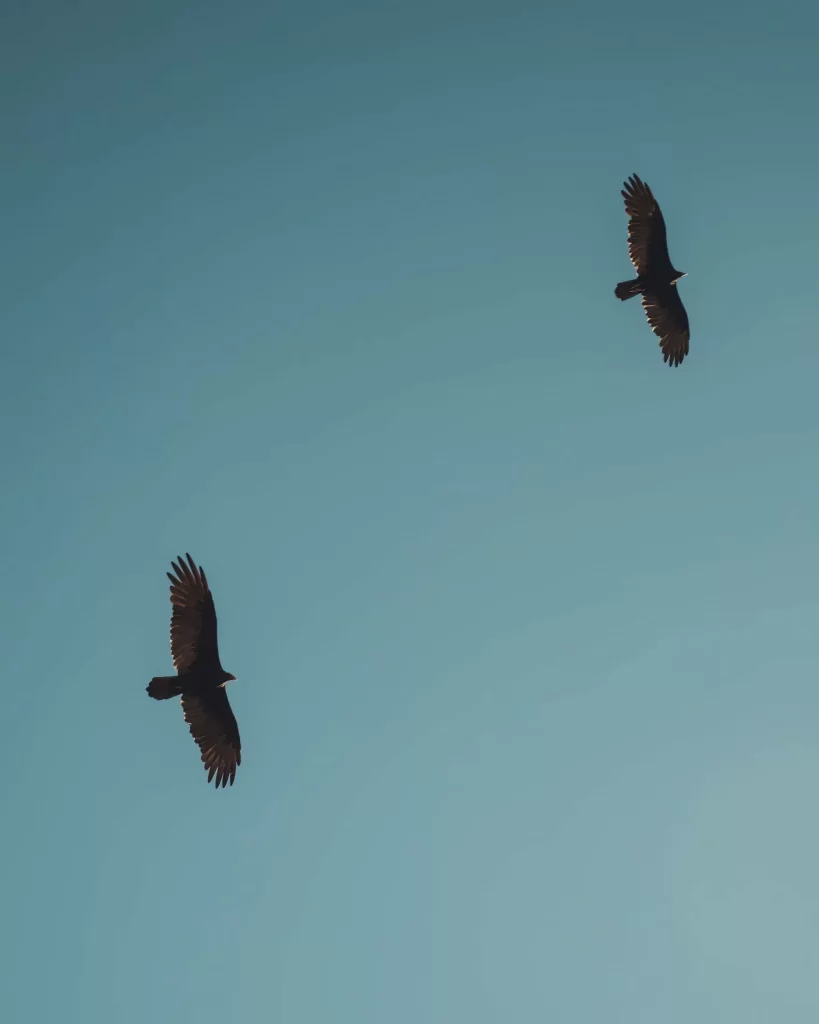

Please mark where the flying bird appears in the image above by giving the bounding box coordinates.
[147,554,241,787]
[615,174,690,367]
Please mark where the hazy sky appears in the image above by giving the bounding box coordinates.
[3,1,819,1021]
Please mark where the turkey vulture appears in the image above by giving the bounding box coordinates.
[147,554,241,787]
[615,174,690,367]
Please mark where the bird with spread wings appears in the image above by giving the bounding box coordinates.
[147,554,241,788]
[615,174,690,367]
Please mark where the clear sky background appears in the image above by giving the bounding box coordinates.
[3,1,819,1021]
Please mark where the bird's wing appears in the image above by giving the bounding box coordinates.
[621,174,670,274]
[641,286,690,367]
[167,554,221,673]
[182,688,242,788]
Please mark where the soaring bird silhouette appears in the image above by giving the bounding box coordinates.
[615,174,690,367]
[147,554,241,787]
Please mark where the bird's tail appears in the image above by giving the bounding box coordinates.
[147,676,183,700]
[615,278,643,300]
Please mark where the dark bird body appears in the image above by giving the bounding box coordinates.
[147,554,241,787]
[615,174,690,367]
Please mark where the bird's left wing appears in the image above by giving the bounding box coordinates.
[181,687,242,788]
[641,286,690,367]
[622,174,669,275]
[167,554,221,674]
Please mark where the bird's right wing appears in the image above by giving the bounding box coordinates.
[621,174,669,275]
[641,286,690,367]
[182,687,242,788]
[167,554,221,673]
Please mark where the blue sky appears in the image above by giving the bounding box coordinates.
[3,1,819,1021]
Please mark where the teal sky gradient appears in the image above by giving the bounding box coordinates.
[3,2,819,1021]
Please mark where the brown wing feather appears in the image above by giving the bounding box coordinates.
[167,553,220,673]
[641,287,690,367]
[182,688,242,788]
[621,174,669,275]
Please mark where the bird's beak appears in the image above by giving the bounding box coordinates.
[226,673,236,681]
